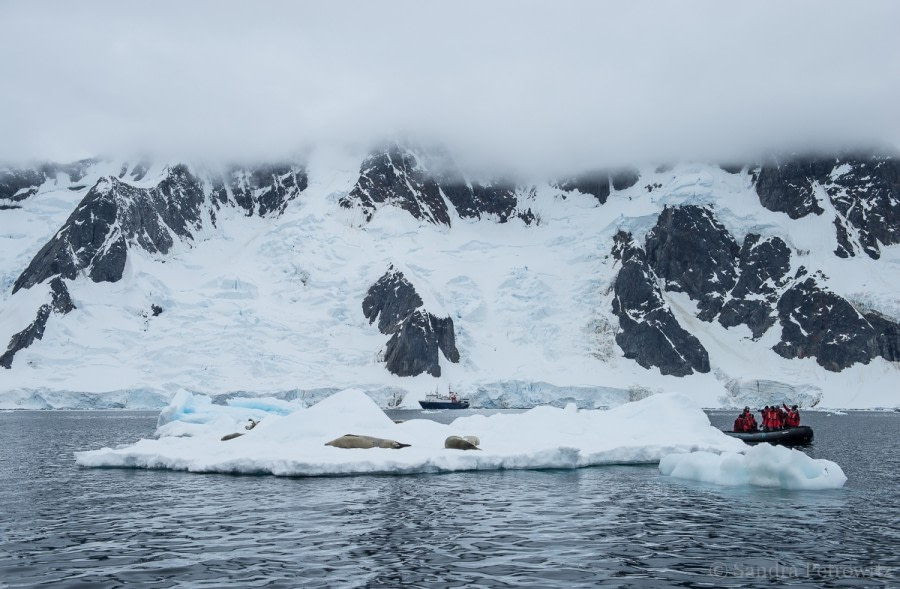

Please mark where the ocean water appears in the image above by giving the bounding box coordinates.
[0,409,897,588]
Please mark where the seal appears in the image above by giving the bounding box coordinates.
[245,418,259,431]
[221,432,244,441]
[444,435,481,450]
[325,434,411,449]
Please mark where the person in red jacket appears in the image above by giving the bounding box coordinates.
[775,405,787,429]
[733,413,747,432]
[762,405,778,432]
[783,403,800,427]
[743,407,758,432]
[763,405,780,430]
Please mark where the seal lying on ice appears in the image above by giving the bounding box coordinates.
[325,434,411,449]
[221,432,244,441]
[444,435,481,450]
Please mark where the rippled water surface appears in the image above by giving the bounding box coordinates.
[1,409,898,588]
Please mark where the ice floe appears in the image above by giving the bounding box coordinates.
[75,389,844,489]
[658,444,847,490]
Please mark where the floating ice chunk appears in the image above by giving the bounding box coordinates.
[155,390,300,438]
[658,444,847,490]
[225,396,297,415]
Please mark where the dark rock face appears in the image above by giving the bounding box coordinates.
[1,278,74,369]
[631,204,899,370]
[363,267,424,334]
[718,234,792,338]
[773,277,900,371]
[5,159,307,363]
[864,312,900,362]
[384,310,459,377]
[0,168,44,203]
[719,163,744,174]
[754,154,900,259]
[439,175,519,222]
[517,207,536,225]
[824,155,900,259]
[643,206,793,340]
[0,306,51,369]
[613,203,899,373]
[13,166,206,292]
[0,159,96,205]
[610,231,710,376]
[362,267,459,377]
[13,163,306,294]
[557,167,640,203]
[832,217,853,259]
[610,168,640,191]
[645,206,739,321]
[128,161,151,182]
[340,144,451,225]
[214,164,308,218]
[49,277,76,314]
[341,143,525,225]
[753,157,831,219]
[557,171,610,203]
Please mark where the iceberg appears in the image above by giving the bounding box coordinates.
[659,444,847,490]
[75,389,840,485]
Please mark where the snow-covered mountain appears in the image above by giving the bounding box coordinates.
[1,145,898,410]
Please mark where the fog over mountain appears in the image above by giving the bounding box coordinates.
[2,1,899,411]
[1,0,898,171]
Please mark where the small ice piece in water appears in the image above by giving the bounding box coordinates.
[658,444,847,490]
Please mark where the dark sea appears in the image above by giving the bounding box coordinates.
[0,409,897,588]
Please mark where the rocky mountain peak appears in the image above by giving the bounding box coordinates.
[340,143,530,226]
[645,205,739,321]
[363,267,459,377]
[611,230,711,377]
[752,152,900,260]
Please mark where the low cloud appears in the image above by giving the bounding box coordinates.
[1,0,898,173]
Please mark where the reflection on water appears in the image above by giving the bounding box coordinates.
[0,410,897,587]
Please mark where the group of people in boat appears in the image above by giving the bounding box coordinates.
[733,403,801,432]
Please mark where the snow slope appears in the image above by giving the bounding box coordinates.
[2,154,898,409]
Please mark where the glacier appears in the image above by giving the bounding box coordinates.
[2,151,899,410]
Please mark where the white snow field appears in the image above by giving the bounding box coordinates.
[2,154,899,410]
[659,444,847,490]
[74,389,844,490]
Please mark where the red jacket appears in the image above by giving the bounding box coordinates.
[744,413,757,431]
[783,405,800,427]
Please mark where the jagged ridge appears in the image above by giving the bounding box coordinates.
[362,267,459,377]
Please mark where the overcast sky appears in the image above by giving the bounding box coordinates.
[1,0,898,172]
